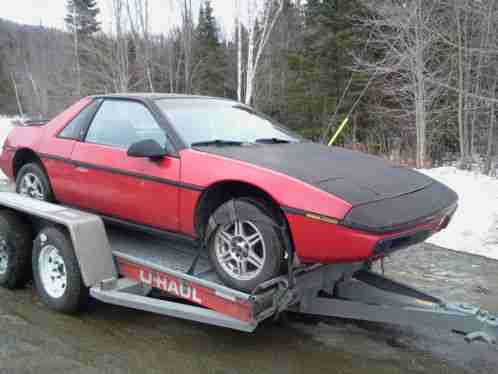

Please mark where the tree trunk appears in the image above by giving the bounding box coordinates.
[10,73,24,118]
[244,0,283,106]
[183,0,192,94]
[73,7,81,98]
[484,74,498,175]
[455,1,466,163]
[470,0,493,157]
[245,5,256,106]
[414,1,426,169]
[236,1,243,102]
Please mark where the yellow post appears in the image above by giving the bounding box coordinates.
[328,117,349,146]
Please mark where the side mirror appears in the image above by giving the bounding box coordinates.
[127,139,167,160]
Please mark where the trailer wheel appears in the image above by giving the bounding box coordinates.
[0,210,32,289]
[208,199,283,292]
[32,227,88,313]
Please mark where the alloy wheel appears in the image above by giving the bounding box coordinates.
[214,220,266,281]
[19,173,45,200]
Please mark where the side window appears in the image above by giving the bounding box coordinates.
[58,99,102,140]
[85,100,166,149]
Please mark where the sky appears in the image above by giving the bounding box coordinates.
[2,0,237,37]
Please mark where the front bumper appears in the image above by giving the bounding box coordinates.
[285,204,457,263]
[342,182,458,234]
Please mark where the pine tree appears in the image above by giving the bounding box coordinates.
[65,0,101,36]
[286,0,367,141]
[196,0,219,49]
[192,0,226,97]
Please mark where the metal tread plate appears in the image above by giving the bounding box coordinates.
[106,226,213,276]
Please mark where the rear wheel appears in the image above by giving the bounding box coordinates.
[0,210,32,289]
[16,163,53,202]
[208,199,283,292]
[32,227,88,313]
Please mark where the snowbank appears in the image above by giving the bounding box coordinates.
[421,167,498,260]
[0,116,14,149]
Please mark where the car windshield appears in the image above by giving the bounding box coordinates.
[155,99,301,146]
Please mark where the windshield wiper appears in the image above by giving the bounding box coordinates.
[255,138,291,144]
[191,139,245,147]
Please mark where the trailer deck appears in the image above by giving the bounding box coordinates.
[98,224,322,331]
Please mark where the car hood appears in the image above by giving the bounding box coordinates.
[194,142,436,206]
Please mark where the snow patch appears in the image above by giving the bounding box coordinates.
[421,167,498,260]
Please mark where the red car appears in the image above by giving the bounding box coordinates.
[0,94,458,291]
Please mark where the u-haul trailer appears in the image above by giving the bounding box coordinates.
[0,192,497,343]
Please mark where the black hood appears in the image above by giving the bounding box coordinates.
[196,142,458,233]
[196,142,434,205]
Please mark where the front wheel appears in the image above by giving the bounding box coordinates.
[208,199,283,292]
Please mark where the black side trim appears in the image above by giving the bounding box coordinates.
[281,206,308,216]
[39,153,204,192]
[101,214,198,245]
[282,203,458,235]
[63,202,199,245]
[281,205,340,224]
[39,153,69,163]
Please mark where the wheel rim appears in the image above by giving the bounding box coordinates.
[0,236,8,275]
[214,220,266,281]
[39,245,67,299]
[19,173,45,200]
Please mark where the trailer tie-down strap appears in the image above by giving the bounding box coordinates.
[205,199,296,288]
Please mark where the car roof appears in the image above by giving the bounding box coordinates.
[90,93,236,103]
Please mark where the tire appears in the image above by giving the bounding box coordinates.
[208,199,283,292]
[0,210,32,289]
[16,162,53,202]
[32,227,88,313]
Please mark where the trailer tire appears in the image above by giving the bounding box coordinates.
[16,162,53,202]
[0,210,32,289]
[32,227,88,313]
[208,199,283,292]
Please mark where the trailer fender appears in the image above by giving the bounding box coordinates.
[0,193,117,287]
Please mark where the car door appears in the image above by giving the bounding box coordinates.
[70,99,181,232]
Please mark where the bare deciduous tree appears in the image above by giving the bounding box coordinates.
[358,0,446,168]
[237,0,283,105]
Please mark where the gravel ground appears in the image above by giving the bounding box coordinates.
[1,245,497,374]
